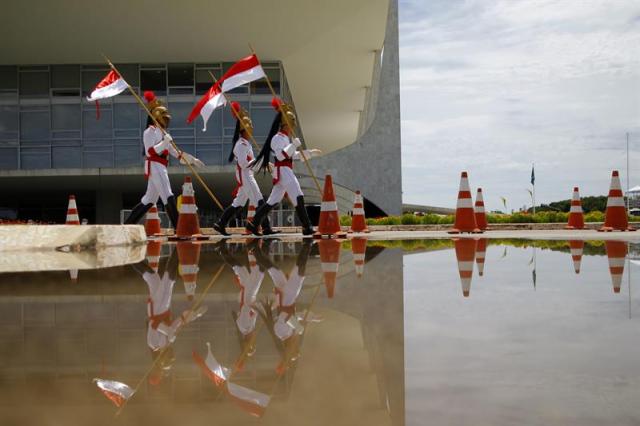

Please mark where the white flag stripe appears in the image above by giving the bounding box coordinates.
[200,92,227,131]
[221,66,266,93]
[227,382,270,408]
[87,78,128,101]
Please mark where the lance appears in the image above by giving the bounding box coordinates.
[248,45,323,194]
[101,55,224,210]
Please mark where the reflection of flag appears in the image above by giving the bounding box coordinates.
[187,54,266,130]
[227,382,271,418]
[93,378,134,407]
[532,268,537,290]
[193,342,229,387]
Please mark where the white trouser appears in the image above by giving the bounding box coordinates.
[267,166,303,206]
[231,170,264,208]
[141,162,174,205]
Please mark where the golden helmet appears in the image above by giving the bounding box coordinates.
[231,102,254,133]
[144,91,171,127]
[271,97,297,128]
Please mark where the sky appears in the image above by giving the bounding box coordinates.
[399,0,640,212]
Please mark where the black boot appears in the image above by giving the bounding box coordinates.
[165,196,179,229]
[124,202,153,224]
[246,202,276,236]
[296,239,312,275]
[258,200,281,236]
[213,205,241,236]
[295,196,314,235]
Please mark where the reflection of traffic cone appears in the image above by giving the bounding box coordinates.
[176,177,202,239]
[448,172,481,234]
[351,237,367,278]
[605,241,627,293]
[600,171,635,232]
[475,238,487,276]
[454,238,476,297]
[314,175,346,239]
[145,204,162,236]
[318,239,341,298]
[565,187,585,230]
[474,189,488,231]
[69,269,78,283]
[350,191,369,233]
[66,195,80,225]
[568,240,584,274]
[244,203,258,235]
[177,242,201,301]
[146,240,163,273]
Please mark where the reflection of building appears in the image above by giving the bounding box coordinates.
[0,0,401,224]
[0,242,404,426]
[626,186,640,214]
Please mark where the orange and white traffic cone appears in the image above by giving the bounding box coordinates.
[475,238,487,276]
[474,188,488,231]
[454,238,476,297]
[349,191,369,233]
[605,241,627,293]
[599,171,635,232]
[146,240,163,273]
[177,241,201,301]
[318,239,341,298]
[176,177,203,239]
[566,187,585,230]
[144,204,162,237]
[66,195,80,225]
[351,237,367,278]
[448,172,481,234]
[568,240,584,274]
[244,203,258,235]
[314,175,346,239]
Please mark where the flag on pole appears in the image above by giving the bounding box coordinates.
[86,70,129,119]
[193,342,230,387]
[187,54,266,130]
[531,165,535,185]
[93,378,135,407]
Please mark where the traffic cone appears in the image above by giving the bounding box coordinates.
[599,171,635,232]
[448,172,481,234]
[69,269,78,283]
[66,195,80,225]
[318,239,341,298]
[454,238,476,297]
[475,238,487,276]
[349,191,369,233]
[351,237,367,278]
[605,241,626,293]
[176,177,202,239]
[244,203,259,235]
[177,241,201,301]
[144,204,162,237]
[146,240,163,273]
[568,240,584,274]
[314,175,346,239]
[565,187,585,230]
[474,188,488,231]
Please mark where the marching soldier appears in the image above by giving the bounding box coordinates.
[124,91,205,228]
[246,98,321,236]
[213,103,278,236]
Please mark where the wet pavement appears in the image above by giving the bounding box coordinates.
[0,238,639,425]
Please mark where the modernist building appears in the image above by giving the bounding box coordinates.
[0,0,401,224]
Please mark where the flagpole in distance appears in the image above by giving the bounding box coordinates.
[101,55,224,211]
[248,44,323,195]
[532,163,536,215]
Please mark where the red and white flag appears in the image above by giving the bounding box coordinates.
[227,382,271,418]
[187,54,266,130]
[193,342,230,387]
[86,70,128,119]
[93,378,135,407]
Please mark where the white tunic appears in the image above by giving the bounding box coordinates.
[231,137,264,208]
[268,266,305,340]
[143,271,181,351]
[141,126,181,205]
[232,261,265,335]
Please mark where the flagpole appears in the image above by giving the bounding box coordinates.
[248,44,323,194]
[532,163,536,215]
[627,132,630,216]
[102,55,224,211]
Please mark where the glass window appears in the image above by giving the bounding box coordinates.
[0,106,19,134]
[114,64,139,87]
[251,67,280,94]
[196,143,222,166]
[114,103,140,129]
[19,72,49,96]
[20,111,50,140]
[141,69,167,95]
[83,149,113,168]
[168,64,193,86]
[251,108,275,137]
[20,147,50,169]
[195,108,222,138]
[195,69,219,95]
[51,65,80,88]
[115,144,141,167]
[52,104,81,131]
[82,110,112,139]
[0,148,18,169]
[0,67,17,90]
[52,146,82,168]
[167,101,195,129]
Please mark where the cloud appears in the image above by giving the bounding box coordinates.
[399,0,640,211]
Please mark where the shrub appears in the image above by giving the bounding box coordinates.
[340,215,352,226]
[401,214,421,225]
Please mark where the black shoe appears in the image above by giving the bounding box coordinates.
[246,202,276,236]
[213,205,240,236]
[212,223,230,236]
[261,227,281,236]
[165,196,179,229]
[124,202,153,224]
[245,221,262,236]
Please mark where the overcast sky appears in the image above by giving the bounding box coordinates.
[399,0,640,211]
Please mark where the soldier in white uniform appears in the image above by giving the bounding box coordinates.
[124,90,205,228]
[213,102,277,236]
[246,98,321,236]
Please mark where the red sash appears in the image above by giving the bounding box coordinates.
[145,148,169,179]
[273,159,293,184]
